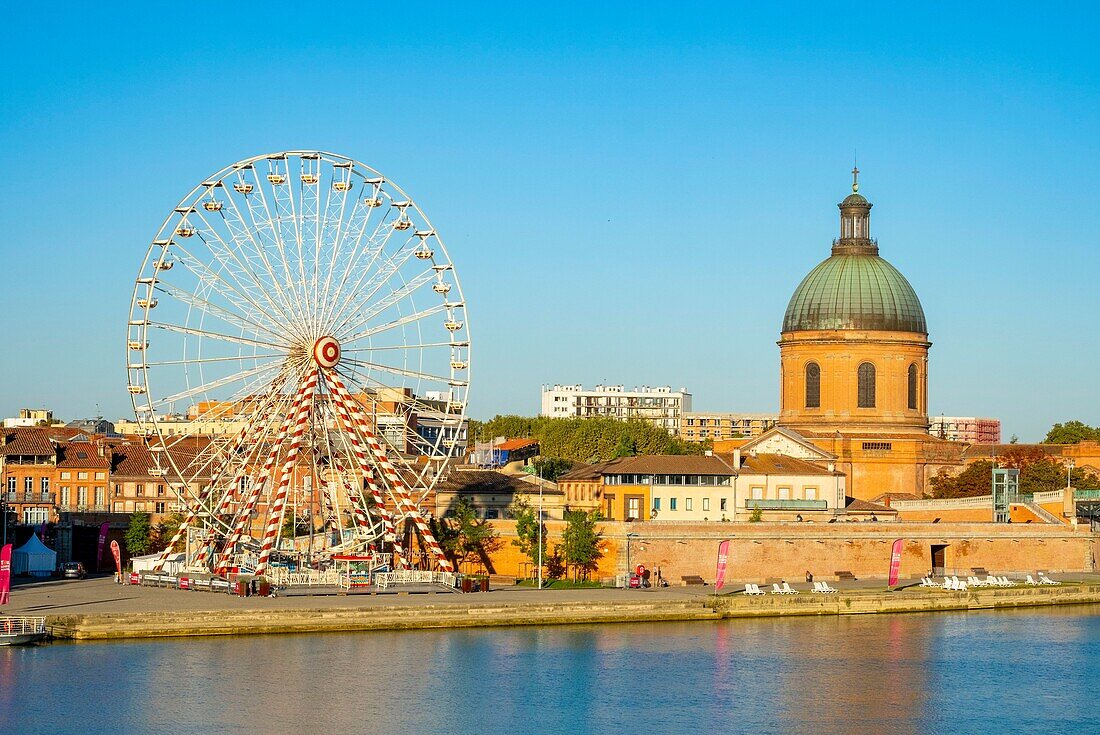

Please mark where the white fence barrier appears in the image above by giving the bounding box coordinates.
[266,567,342,587]
[375,570,460,590]
[891,495,993,511]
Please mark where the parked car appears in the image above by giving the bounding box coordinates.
[60,562,86,579]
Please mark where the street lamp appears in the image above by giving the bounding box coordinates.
[537,467,544,590]
[1068,460,1075,490]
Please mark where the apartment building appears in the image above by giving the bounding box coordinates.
[1,426,88,525]
[679,412,778,441]
[558,451,845,522]
[1,427,185,525]
[540,384,691,432]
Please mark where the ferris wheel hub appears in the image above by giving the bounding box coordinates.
[313,336,341,368]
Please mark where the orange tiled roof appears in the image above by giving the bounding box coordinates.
[436,469,531,494]
[56,442,111,469]
[845,497,898,514]
[497,438,539,451]
[740,453,839,476]
[1,426,89,457]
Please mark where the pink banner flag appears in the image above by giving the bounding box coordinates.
[110,540,122,580]
[715,540,731,592]
[888,539,904,588]
[0,543,11,605]
[97,522,110,571]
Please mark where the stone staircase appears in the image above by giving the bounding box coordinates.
[1022,501,1064,525]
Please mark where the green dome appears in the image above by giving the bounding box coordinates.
[783,254,927,333]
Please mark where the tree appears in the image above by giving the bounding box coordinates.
[125,511,154,556]
[559,509,604,581]
[1045,421,1100,445]
[530,456,574,482]
[150,511,185,553]
[473,415,707,464]
[280,510,310,540]
[930,461,994,499]
[442,498,502,569]
[614,435,636,458]
[509,498,545,576]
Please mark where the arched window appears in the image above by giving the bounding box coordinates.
[907,363,918,410]
[805,362,820,408]
[857,362,876,408]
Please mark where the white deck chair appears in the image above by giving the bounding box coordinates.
[1039,575,1060,585]
[751,584,765,595]
[823,582,838,593]
[744,584,754,595]
[772,583,783,594]
[782,582,798,595]
[812,581,825,593]
[1026,575,1039,585]
[1000,577,1015,586]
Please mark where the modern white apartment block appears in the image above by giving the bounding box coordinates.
[929,416,1001,445]
[540,384,691,432]
[679,413,778,441]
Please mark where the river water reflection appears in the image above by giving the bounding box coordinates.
[3,605,1098,735]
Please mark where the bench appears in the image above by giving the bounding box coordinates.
[834,571,857,581]
[681,575,707,586]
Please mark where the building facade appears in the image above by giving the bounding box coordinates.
[3,408,58,429]
[559,452,845,522]
[763,171,970,499]
[679,413,777,441]
[540,384,691,432]
[930,416,1001,445]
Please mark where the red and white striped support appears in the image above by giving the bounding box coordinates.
[214,369,318,574]
[254,370,319,576]
[324,377,406,567]
[152,393,282,571]
[324,368,453,572]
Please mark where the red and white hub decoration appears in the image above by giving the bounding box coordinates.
[313,336,341,368]
[127,151,470,577]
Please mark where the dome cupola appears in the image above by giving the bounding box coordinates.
[782,170,927,335]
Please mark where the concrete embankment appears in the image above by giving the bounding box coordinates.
[43,584,1100,641]
[714,583,1100,618]
[47,598,721,640]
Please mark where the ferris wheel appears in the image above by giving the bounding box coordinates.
[126,151,470,576]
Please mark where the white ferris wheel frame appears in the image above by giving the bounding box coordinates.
[125,150,471,574]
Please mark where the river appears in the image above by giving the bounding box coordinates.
[3,605,1097,734]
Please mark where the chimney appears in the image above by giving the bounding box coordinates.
[734,448,741,468]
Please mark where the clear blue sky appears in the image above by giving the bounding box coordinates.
[1,3,1098,441]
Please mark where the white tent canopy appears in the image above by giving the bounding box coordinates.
[12,534,57,577]
[131,552,184,575]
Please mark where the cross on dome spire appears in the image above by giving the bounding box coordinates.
[852,164,860,192]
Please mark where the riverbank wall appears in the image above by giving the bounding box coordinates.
[478,521,1098,584]
[46,598,720,640]
[44,584,1100,641]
